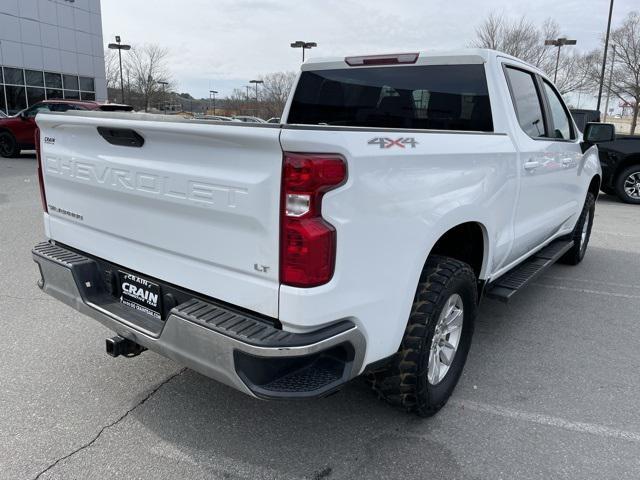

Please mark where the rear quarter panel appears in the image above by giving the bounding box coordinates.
[279,127,518,368]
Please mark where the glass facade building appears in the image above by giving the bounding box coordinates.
[0,0,107,115]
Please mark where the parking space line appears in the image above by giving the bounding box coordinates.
[530,283,640,300]
[451,400,640,443]
[543,275,640,290]
[592,230,640,239]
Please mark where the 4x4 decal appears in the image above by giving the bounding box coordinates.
[368,137,418,149]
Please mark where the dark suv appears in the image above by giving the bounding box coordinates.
[0,100,132,158]
[571,109,640,204]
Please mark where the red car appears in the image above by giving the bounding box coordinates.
[0,100,132,158]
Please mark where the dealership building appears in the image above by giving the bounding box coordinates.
[0,0,107,115]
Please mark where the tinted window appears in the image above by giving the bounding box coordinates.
[571,112,586,132]
[25,70,44,87]
[46,89,64,100]
[64,90,80,100]
[288,64,493,131]
[63,75,79,90]
[5,85,27,114]
[24,103,51,118]
[4,68,24,85]
[45,72,63,89]
[79,77,94,92]
[27,87,46,107]
[505,67,546,138]
[49,103,73,112]
[543,81,573,140]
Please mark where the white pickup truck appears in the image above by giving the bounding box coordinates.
[32,49,614,416]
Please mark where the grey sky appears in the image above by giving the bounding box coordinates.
[101,0,637,100]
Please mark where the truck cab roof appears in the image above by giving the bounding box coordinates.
[301,48,540,73]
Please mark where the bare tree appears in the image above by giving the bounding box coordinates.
[608,11,640,134]
[472,14,558,67]
[554,50,601,95]
[472,14,592,95]
[258,71,296,118]
[104,49,121,92]
[222,88,251,116]
[127,44,173,112]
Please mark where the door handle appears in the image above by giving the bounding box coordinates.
[524,160,540,171]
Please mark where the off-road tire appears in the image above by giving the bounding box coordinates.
[615,165,640,204]
[0,131,19,158]
[368,255,477,417]
[559,192,595,265]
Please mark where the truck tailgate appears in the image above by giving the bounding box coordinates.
[36,112,283,317]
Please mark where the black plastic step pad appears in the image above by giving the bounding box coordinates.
[486,240,573,302]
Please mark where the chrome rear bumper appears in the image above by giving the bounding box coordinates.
[33,242,366,398]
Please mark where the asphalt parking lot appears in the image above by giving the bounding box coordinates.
[1,154,639,480]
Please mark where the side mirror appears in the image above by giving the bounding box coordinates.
[581,122,615,153]
[584,122,615,143]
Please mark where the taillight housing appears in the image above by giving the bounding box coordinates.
[35,127,47,212]
[280,153,347,287]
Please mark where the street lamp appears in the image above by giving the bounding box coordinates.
[250,80,263,118]
[245,85,251,102]
[603,45,617,122]
[249,79,263,103]
[290,41,317,62]
[158,81,168,114]
[108,35,131,104]
[544,37,577,83]
[209,90,218,115]
[597,0,615,113]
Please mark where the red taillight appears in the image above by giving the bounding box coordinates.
[280,153,347,287]
[345,53,419,66]
[35,127,47,212]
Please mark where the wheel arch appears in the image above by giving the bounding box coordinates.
[424,221,489,281]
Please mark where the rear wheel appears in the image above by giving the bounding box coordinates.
[559,192,595,265]
[0,132,19,158]
[368,255,477,417]
[615,165,640,204]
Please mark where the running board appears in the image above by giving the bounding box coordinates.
[485,240,573,303]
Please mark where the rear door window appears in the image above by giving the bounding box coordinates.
[504,67,547,138]
[287,64,493,132]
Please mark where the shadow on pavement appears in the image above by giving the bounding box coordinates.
[129,371,467,479]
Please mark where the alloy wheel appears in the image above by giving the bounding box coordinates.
[623,171,640,200]
[428,293,464,385]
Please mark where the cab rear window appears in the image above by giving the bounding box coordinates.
[287,64,493,132]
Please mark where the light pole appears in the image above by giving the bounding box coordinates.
[249,80,263,117]
[158,81,168,114]
[245,85,251,102]
[290,41,317,62]
[108,35,131,104]
[603,45,617,122]
[209,90,218,115]
[544,37,577,83]
[249,79,263,103]
[597,0,615,113]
